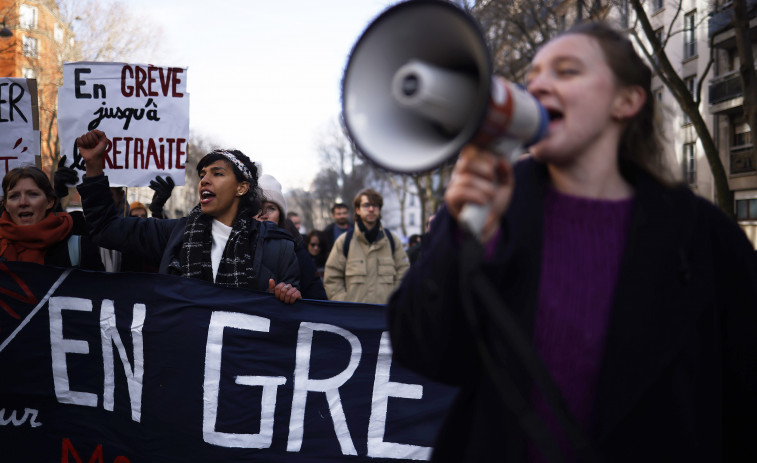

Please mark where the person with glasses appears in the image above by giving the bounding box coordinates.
[324,188,409,304]
[305,230,327,279]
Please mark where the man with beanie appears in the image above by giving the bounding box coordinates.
[324,188,409,304]
[130,201,148,218]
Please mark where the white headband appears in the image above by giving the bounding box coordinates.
[213,149,252,181]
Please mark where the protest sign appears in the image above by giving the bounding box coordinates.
[0,262,456,462]
[57,63,190,187]
[0,78,40,178]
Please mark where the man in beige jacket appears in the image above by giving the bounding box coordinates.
[324,188,409,304]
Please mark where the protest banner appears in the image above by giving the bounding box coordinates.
[0,78,40,178]
[0,262,456,462]
[57,63,190,187]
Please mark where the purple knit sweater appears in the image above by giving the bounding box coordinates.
[530,186,633,461]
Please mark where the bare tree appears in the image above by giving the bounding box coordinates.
[57,0,163,63]
[627,0,731,215]
[45,0,163,177]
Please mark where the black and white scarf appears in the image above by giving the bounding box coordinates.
[176,205,258,288]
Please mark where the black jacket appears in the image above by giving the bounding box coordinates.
[78,174,299,291]
[387,158,757,462]
[294,239,327,300]
[43,232,104,271]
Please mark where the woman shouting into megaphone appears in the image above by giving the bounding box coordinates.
[387,22,757,463]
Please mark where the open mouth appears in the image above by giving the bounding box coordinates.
[200,190,216,204]
[547,108,564,122]
[18,212,34,219]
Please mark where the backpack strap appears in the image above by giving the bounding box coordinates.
[342,229,354,258]
[385,229,395,254]
[342,228,395,258]
[67,235,81,267]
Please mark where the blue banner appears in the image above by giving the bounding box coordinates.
[0,262,455,462]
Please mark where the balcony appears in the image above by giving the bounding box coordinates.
[710,71,743,104]
[709,0,757,38]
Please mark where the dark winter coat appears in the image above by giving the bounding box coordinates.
[43,233,104,271]
[78,174,299,291]
[387,158,757,462]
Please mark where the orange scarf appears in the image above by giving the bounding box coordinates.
[0,210,74,265]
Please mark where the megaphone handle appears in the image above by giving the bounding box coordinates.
[458,139,522,240]
[459,202,490,238]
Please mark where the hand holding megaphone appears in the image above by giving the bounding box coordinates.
[341,0,548,238]
[446,145,515,242]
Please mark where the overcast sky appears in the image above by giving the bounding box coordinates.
[128,0,394,191]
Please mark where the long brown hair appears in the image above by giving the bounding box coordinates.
[563,22,672,184]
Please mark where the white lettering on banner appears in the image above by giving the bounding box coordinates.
[0,408,42,427]
[203,311,287,448]
[44,297,433,459]
[49,297,98,408]
[287,322,361,455]
[49,296,145,422]
[101,300,145,422]
[368,332,431,460]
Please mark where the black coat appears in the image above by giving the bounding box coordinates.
[43,232,104,271]
[387,158,757,462]
[294,240,327,300]
[78,174,299,291]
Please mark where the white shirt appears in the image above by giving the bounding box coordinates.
[210,219,232,281]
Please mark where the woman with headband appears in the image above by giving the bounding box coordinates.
[75,129,302,304]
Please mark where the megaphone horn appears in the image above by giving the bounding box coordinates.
[341,0,548,236]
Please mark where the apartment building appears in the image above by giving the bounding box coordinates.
[708,0,757,245]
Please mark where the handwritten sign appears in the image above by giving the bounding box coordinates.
[0,262,456,461]
[57,63,190,187]
[0,78,40,179]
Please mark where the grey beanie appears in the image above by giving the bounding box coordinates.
[258,174,287,216]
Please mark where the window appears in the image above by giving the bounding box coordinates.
[409,195,415,206]
[682,142,696,185]
[54,23,64,43]
[22,67,35,78]
[652,28,664,68]
[619,0,629,28]
[736,198,757,220]
[730,114,755,174]
[653,0,664,11]
[19,5,38,30]
[682,76,696,125]
[22,36,38,58]
[409,213,416,226]
[684,10,697,59]
[732,115,752,148]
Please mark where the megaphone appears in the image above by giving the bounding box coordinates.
[341,0,549,237]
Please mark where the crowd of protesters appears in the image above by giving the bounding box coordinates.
[2,21,756,462]
[1,128,417,306]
